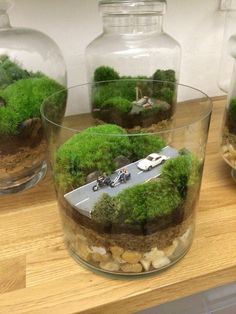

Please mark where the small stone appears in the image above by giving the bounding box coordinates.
[110,246,124,257]
[91,252,111,263]
[140,259,151,272]
[114,156,130,169]
[113,256,126,264]
[163,239,179,257]
[152,256,170,269]
[121,263,143,273]
[122,250,142,264]
[86,171,100,183]
[100,261,120,272]
[143,247,164,262]
[91,246,106,255]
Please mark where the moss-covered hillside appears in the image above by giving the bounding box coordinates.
[0,55,66,136]
[55,124,166,192]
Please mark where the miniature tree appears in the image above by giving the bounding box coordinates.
[94,66,120,82]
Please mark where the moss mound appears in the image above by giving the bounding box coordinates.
[55,124,166,192]
[0,77,65,135]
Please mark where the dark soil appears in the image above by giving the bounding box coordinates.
[0,118,44,155]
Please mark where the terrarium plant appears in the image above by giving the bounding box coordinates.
[53,123,201,274]
[91,66,177,129]
[0,55,66,193]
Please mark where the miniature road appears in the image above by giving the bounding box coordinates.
[64,146,178,217]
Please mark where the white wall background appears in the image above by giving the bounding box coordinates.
[8,0,227,112]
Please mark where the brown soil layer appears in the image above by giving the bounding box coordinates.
[61,209,194,252]
[58,192,196,251]
[0,118,46,176]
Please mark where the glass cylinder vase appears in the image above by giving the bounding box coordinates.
[42,80,212,276]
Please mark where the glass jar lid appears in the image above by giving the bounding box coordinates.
[99,0,166,16]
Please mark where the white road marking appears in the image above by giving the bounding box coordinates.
[75,198,89,206]
[137,171,143,175]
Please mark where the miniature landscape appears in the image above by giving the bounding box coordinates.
[56,123,202,274]
[222,98,236,169]
[0,55,66,186]
[92,66,177,129]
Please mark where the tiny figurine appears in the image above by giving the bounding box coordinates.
[92,173,112,191]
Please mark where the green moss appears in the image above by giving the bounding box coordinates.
[229,98,236,122]
[0,77,66,135]
[130,133,166,160]
[55,124,132,190]
[103,97,132,114]
[91,193,120,225]
[161,154,201,199]
[116,179,182,224]
[94,66,120,82]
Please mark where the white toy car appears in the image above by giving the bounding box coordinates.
[137,153,169,171]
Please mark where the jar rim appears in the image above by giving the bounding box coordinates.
[99,0,167,15]
[41,79,213,137]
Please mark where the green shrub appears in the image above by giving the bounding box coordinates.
[0,77,66,135]
[91,193,119,225]
[103,96,132,114]
[229,98,236,122]
[116,179,181,224]
[130,133,166,160]
[152,69,176,102]
[94,66,120,82]
[161,154,200,198]
[55,124,132,191]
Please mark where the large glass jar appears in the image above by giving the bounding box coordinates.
[221,35,236,180]
[86,0,181,129]
[42,80,212,276]
[0,1,67,194]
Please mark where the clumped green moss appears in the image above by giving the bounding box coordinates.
[55,124,132,190]
[91,193,120,225]
[103,97,132,114]
[116,179,182,224]
[94,66,120,82]
[0,77,66,135]
[130,133,166,160]
[161,154,201,199]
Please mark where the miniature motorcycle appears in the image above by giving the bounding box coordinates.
[110,170,131,188]
[92,176,112,192]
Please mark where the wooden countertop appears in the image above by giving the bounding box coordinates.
[1,98,236,314]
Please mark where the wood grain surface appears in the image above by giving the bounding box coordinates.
[0,99,236,314]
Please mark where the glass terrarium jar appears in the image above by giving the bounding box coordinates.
[86,0,181,129]
[0,1,67,194]
[221,35,236,180]
[42,80,212,276]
